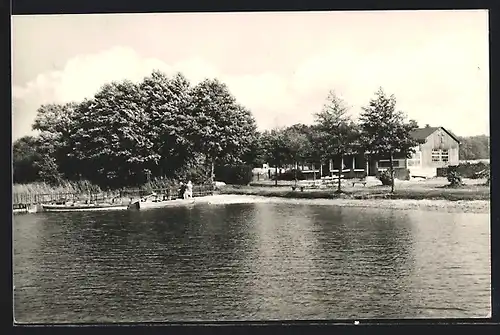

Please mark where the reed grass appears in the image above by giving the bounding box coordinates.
[140,177,177,192]
[13,178,214,206]
[13,180,102,195]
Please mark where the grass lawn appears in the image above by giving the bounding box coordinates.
[219,177,490,201]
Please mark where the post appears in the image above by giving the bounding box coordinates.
[352,155,356,170]
[364,157,369,176]
[211,160,215,185]
[389,152,395,193]
[338,154,343,192]
[319,161,323,178]
[294,161,298,187]
[275,166,278,186]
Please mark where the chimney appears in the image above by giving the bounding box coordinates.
[425,124,430,128]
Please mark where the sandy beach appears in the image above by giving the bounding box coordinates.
[196,194,490,214]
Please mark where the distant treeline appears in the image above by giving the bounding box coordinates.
[13,70,430,192]
[457,135,489,160]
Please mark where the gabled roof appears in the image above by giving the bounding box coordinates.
[410,127,460,144]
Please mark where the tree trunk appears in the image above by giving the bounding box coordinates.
[337,154,343,193]
[313,163,316,181]
[275,166,278,186]
[389,152,395,193]
[211,160,215,184]
[294,161,298,187]
[208,158,215,185]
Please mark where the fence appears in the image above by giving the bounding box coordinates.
[12,191,123,206]
[12,184,215,207]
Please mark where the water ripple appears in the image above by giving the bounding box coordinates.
[13,204,490,323]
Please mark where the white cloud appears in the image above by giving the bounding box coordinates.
[12,37,489,142]
[12,46,299,139]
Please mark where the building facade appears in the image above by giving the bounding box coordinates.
[296,126,460,180]
[399,126,460,178]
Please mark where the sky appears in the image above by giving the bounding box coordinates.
[11,10,489,141]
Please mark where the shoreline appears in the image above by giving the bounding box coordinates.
[218,180,490,204]
[201,194,490,214]
[12,194,490,215]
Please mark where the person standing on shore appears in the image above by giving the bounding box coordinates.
[178,182,186,199]
[184,180,193,199]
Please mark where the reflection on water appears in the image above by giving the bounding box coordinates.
[13,203,490,323]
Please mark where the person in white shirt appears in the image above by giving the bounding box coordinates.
[184,180,193,199]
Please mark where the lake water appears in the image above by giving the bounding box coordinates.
[13,201,491,323]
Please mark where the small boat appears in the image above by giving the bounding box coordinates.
[13,204,40,214]
[128,198,195,210]
[13,208,27,214]
[42,203,128,212]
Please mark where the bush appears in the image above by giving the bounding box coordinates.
[35,156,63,186]
[456,162,490,179]
[483,169,490,186]
[377,170,393,186]
[141,177,178,194]
[394,168,410,180]
[274,169,306,181]
[447,165,463,187]
[174,164,211,185]
[214,165,253,185]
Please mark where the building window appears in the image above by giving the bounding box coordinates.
[432,149,449,163]
[408,151,421,167]
[379,159,401,168]
[441,150,449,162]
[432,150,440,162]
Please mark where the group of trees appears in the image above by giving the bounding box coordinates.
[255,88,421,192]
[458,135,490,160]
[13,68,422,193]
[13,71,258,188]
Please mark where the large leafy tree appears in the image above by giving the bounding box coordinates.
[13,136,42,183]
[298,124,324,180]
[241,131,267,168]
[70,80,157,187]
[139,71,194,178]
[32,102,80,181]
[17,72,262,189]
[283,124,311,185]
[314,90,359,192]
[359,87,420,193]
[260,128,289,186]
[187,79,258,183]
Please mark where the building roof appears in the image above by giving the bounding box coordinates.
[410,126,460,144]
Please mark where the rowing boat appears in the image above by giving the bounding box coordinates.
[128,198,195,210]
[41,203,128,212]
